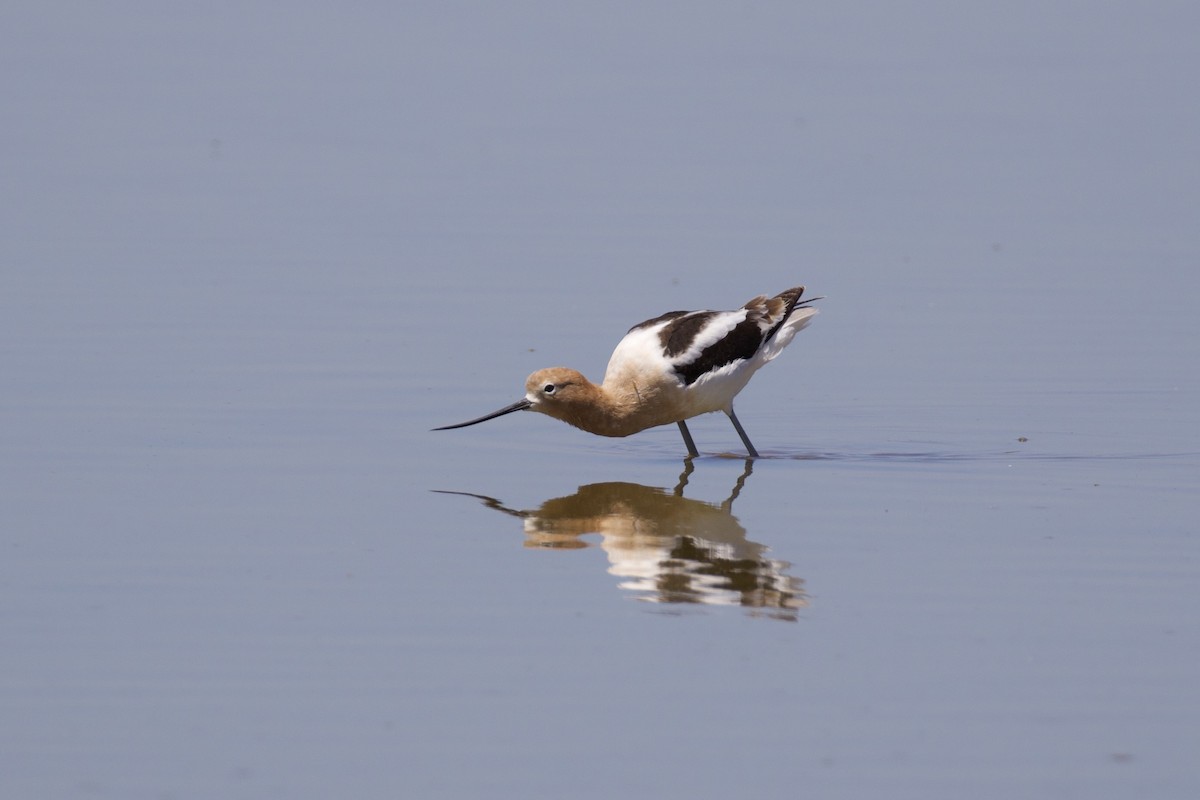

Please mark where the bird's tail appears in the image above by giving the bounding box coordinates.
[756,286,821,361]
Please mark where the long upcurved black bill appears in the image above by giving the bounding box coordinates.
[432,398,532,430]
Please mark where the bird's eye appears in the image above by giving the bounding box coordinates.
[543,384,556,394]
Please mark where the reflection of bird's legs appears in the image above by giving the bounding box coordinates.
[673,455,696,497]
[720,458,755,512]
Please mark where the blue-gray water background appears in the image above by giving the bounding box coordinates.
[3,3,1198,798]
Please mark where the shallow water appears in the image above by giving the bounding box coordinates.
[4,4,1200,799]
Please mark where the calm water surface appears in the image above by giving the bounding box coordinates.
[3,4,1199,799]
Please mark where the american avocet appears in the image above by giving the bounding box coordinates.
[434,286,820,457]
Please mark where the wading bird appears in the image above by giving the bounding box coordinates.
[434,285,820,457]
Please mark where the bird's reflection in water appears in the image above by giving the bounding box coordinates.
[437,459,807,621]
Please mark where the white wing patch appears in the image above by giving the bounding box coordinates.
[662,310,749,369]
[602,322,676,385]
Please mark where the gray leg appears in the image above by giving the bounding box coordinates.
[676,420,699,458]
[725,407,760,458]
